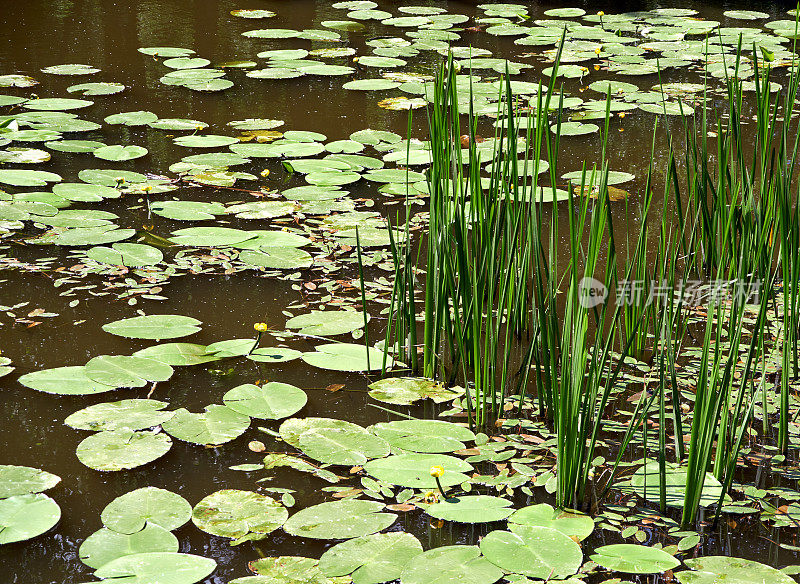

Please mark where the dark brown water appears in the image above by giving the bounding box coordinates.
[1,1,798,582]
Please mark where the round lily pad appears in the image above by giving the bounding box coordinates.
[192,489,288,544]
[363,454,472,488]
[85,355,174,388]
[400,545,503,584]
[508,503,594,541]
[0,465,60,498]
[299,426,390,466]
[79,523,178,569]
[19,366,117,395]
[102,314,202,340]
[424,495,513,523]
[222,382,307,420]
[369,419,474,453]
[676,556,795,583]
[0,493,61,544]
[76,430,172,472]
[590,544,680,574]
[65,399,174,432]
[480,526,582,579]
[319,532,422,584]
[283,499,396,540]
[367,377,464,405]
[101,487,192,534]
[286,310,367,336]
[162,405,250,446]
[301,343,392,372]
[92,553,215,584]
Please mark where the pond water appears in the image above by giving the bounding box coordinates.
[1,1,800,583]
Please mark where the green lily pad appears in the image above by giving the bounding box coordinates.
[301,343,391,372]
[76,430,172,472]
[68,82,125,95]
[590,544,680,574]
[248,556,348,584]
[0,465,60,498]
[369,419,475,453]
[102,314,202,340]
[247,347,303,363]
[79,523,178,569]
[41,63,100,75]
[192,489,287,544]
[400,545,503,584]
[65,399,174,432]
[508,503,594,541]
[425,495,513,523]
[134,343,218,366]
[87,243,164,267]
[0,169,61,186]
[19,365,117,395]
[223,382,307,420]
[23,97,93,110]
[367,377,464,405]
[283,499,396,540]
[0,494,61,544]
[676,556,795,583]
[319,532,422,584]
[286,310,367,336]
[162,405,250,445]
[101,487,192,534]
[85,355,174,388]
[92,552,215,584]
[104,111,158,126]
[94,145,148,161]
[299,426,390,466]
[364,454,472,488]
[480,525,582,579]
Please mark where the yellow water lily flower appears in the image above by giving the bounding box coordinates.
[429,465,444,478]
[254,322,269,333]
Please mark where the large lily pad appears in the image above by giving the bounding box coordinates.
[79,523,179,569]
[102,314,202,340]
[0,493,61,544]
[400,545,503,584]
[299,426,390,466]
[101,487,192,534]
[367,377,464,405]
[590,544,680,574]
[286,309,368,336]
[192,489,288,544]
[369,420,474,453]
[424,495,513,523]
[480,526,582,579]
[161,405,250,445]
[301,343,391,372]
[19,366,117,395]
[283,499,396,540]
[76,430,172,472]
[222,383,307,420]
[364,454,472,488]
[508,503,595,541]
[92,552,216,584]
[319,532,422,584]
[676,556,795,583]
[65,399,174,432]
[248,556,349,584]
[0,465,60,498]
[85,355,174,388]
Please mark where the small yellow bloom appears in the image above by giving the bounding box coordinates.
[594,47,602,55]
[594,64,601,71]
[114,177,126,185]
[619,112,626,119]
[597,11,604,16]
[430,465,444,478]
[423,491,439,504]
[254,322,269,333]
[260,169,270,178]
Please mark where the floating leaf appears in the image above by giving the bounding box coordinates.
[101,487,192,534]
[162,405,250,445]
[286,310,367,336]
[364,454,472,488]
[0,494,61,545]
[102,314,202,340]
[192,489,287,544]
[283,499,396,540]
[319,532,422,584]
[590,544,680,574]
[370,419,474,453]
[248,556,348,584]
[480,526,582,579]
[676,556,795,583]
[400,545,503,584]
[85,355,174,388]
[76,430,172,472]
[367,377,464,405]
[92,553,215,584]
[299,426,390,466]
[424,496,513,523]
[222,382,307,420]
[301,343,392,371]
[19,365,117,395]
[508,503,594,541]
[65,399,174,432]
[0,465,60,498]
[79,523,178,569]
[94,145,148,161]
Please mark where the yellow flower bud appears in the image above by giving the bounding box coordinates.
[429,465,444,478]
[254,322,269,333]
[595,47,602,55]
[597,11,604,16]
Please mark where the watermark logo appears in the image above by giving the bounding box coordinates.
[579,277,608,308]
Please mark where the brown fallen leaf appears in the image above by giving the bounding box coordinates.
[387,503,416,512]
[326,383,345,392]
